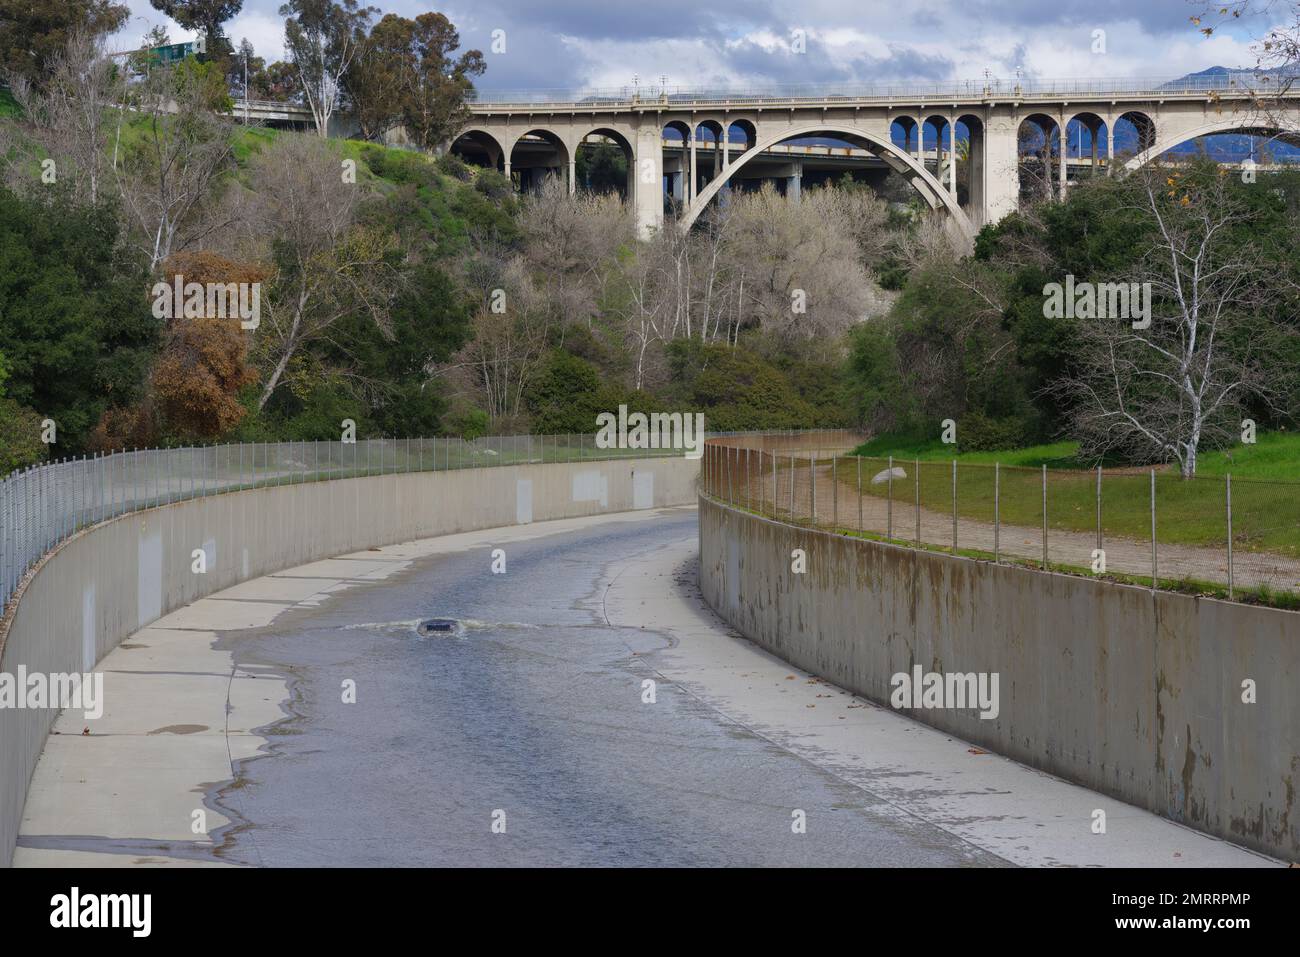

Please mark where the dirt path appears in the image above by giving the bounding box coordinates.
[732,457,1300,596]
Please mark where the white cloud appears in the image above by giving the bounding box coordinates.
[106,0,1267,90]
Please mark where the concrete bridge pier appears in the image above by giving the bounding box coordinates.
[784,161,802,202]
[634,123,665,238]
[667,165,685,204]
[981,108,1022,225]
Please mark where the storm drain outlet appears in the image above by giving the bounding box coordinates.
[418,619,458,636]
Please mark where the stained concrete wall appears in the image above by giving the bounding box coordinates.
[698,495,1300,861]
[0,457,699,866]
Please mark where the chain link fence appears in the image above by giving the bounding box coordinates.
[0,428,864,615]
[705,444,1300,607]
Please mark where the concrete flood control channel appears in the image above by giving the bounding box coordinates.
[15,508,1276,867]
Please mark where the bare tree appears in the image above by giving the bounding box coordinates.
[245,135,399,408]
[112,62,236,269]
[446,253,553,423]
[1055,165,1279,477]
[610,232,671,390]
[721,183,875,346]
[7,29,121,204]
[519,177,632,330]
[1188,2,1300,147]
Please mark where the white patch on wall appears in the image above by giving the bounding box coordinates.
[572,470,608,508]
[726,537,740,614]
[137,529,163,627]
[633,470,654,510]
[82,583,96,671]
[516,479,533,524]
[203,538,217,573]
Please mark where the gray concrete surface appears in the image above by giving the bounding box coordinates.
[697,495,1300,861]
[15,508,1274,866]
[0,457,700,866]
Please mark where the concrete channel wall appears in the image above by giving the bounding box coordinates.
[0,457,699,866]
[698,495,1300,861]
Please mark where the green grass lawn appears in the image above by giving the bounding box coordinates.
[837,432,1300,556]
[852,431,1300,481]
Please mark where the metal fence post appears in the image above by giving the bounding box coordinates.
[832,455,838,527]
[764,444,774,512]
[914,458,921,544]
[859,456,865,533]
[951,459,958,555]
[746,447,752,511]
[809,456,816,524]
[789,454,795,517]
[994,462,1000,563]
[1041,464,1048,570]
[1095,464,1103,552]
[1226,474,1234,600]
[883,455,890,538]
[1150,468,1158,589]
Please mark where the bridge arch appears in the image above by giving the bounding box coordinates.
[1116,110,1157,155]
[1018,113,1064,199]
[891,115,922,156]
[506,129,572,192]
[449,128,507,170]
[955,113,985,214]
[726,118,757,154]
[1061,111,1109,179]
[663,120,693,209]
[577,126,634,197]
[1122,117,1300,170]
[678,123,976,239]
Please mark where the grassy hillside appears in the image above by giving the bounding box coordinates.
[853,431,1300,481]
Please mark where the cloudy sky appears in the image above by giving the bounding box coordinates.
[116,0,1272,93]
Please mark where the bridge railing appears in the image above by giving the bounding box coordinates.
[227,74,1300,116]
[0,428,859,614]
[465,73,1300,107]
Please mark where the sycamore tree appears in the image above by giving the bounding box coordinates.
[1189,2,1300,134]
[1054,163,1286,477]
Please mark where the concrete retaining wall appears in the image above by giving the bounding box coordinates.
[0,457,698,866]
[698,495,1300,861]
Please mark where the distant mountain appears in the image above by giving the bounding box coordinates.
[1146,68,1300,160]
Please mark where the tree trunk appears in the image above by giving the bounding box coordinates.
[258,340,297,411]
